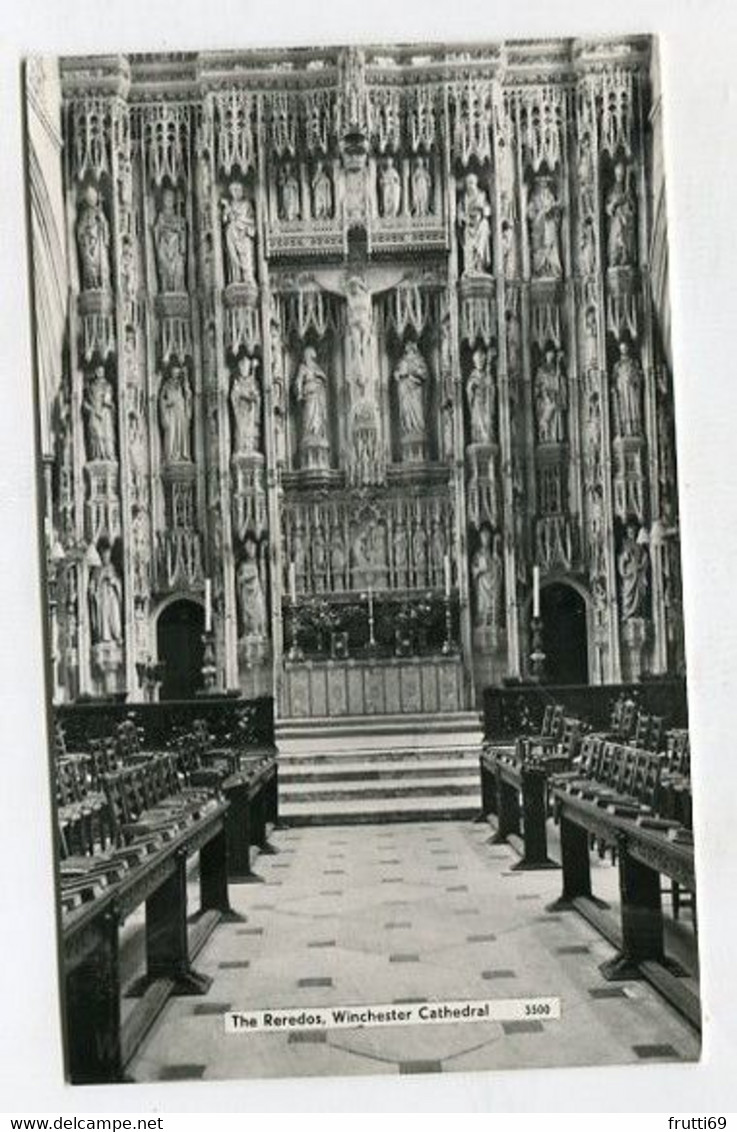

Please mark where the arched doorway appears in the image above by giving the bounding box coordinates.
[156,599,205,701]
[540,583,589,685]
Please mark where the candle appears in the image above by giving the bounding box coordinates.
[204,577,212,632]
[532,566,540,620]
[289,561,297,604]
[443,554,452,598]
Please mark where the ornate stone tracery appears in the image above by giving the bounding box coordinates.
[40,36,681,705]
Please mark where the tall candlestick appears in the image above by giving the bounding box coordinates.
[532,565,540,620]
[289,561,297,604]
[444,554,451,598]
[204,577,212,632]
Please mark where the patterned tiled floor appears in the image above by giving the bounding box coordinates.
[128,821,701,1081]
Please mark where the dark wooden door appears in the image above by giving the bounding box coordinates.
[541,584,589,685]
[156,600,205,701]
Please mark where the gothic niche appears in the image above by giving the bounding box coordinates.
[391,336,431,465]
[230,352,263,460]
[526,168,564,280]
[469,523,503,643]
[457,168,493,278]
[82,360,117,463]
[603,156,637,273]
[290,338,333,472]
[221,174,257,288]
[153,182,187,294]
[235,532,268,643]
[76,181,112,292]
[88,533,125,692]
[158,358,194,464]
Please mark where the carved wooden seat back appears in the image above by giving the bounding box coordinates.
[618,699,637,740]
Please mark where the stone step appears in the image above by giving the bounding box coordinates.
[280,774,480,804]
[278,745,480,768]
[280,759,479,784]
[280,795,480,826]
[277,711,482,745]
[278,730,483,756]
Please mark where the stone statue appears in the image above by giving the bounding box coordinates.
[535,346,567,444]
[459,173,492,275]
[612,339,644,438]
[237,537,267,638]
[579,217,596,277]
[153,187,187,293]
[345,275,373,388]
[527,176,563,279]
[471,526,501,629]
[76,185,111,291]
[330,533,346,591]
[466,347,495,445]
[280,162,301,222]
[230,355,262,456]
[501,219,518,279]
[159,365,193,462]
[584,390,602,483]
[294,346,329,444]
[222,182,256,284]
[89,540,122,644]
[311,160,333,220]
[606,161,636,268]
[411,156,432,217]
[83,366,116,461]
[618,520,649,620]
[393,521,408,588]
[393,341,428,439]
[379,157,402,218]
[583,305,599,373]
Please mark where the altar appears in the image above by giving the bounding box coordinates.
[282,655,468,719]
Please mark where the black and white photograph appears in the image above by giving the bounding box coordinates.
[16,21,709,1101]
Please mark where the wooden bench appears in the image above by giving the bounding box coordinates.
[176,721,279,883]
[479,714,583,870]
[548,742,699,1029]
[59,750,236,1084]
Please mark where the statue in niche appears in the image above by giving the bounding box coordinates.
[311,160,333,220]
[393,520,409,588]
[583,305,599,373]
[237,536,267,639]
[293,524,307,586]
[459,173,492,275]
[89,539,123,644]
[584,390,602,483]
[534,345,567,444]
[153,187,187,293]
[312,526,328,592]
[412,521,428,588]
[221,181,256,284]
[345,276,373,388]
[83,365,116,461]
[159,364,193,463]
[379,156,402,218]
[279,161,301,222]
[506,311,521,373]
[331,533,346,591]
[588,483,607,578]
[230,355,262,457]
[294,346,329,446]
[76,184,111,291]
[579,216,596,277]
[466,347,495,445]
[612,339,644,438]
[393,341,428,441]
[501,220,518,279]
[618,519,650,621]
[527,176,563,279]
[606,160,637,268]
[578,131,596,219]
[411,156,432,217]
[471,526,502,630]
